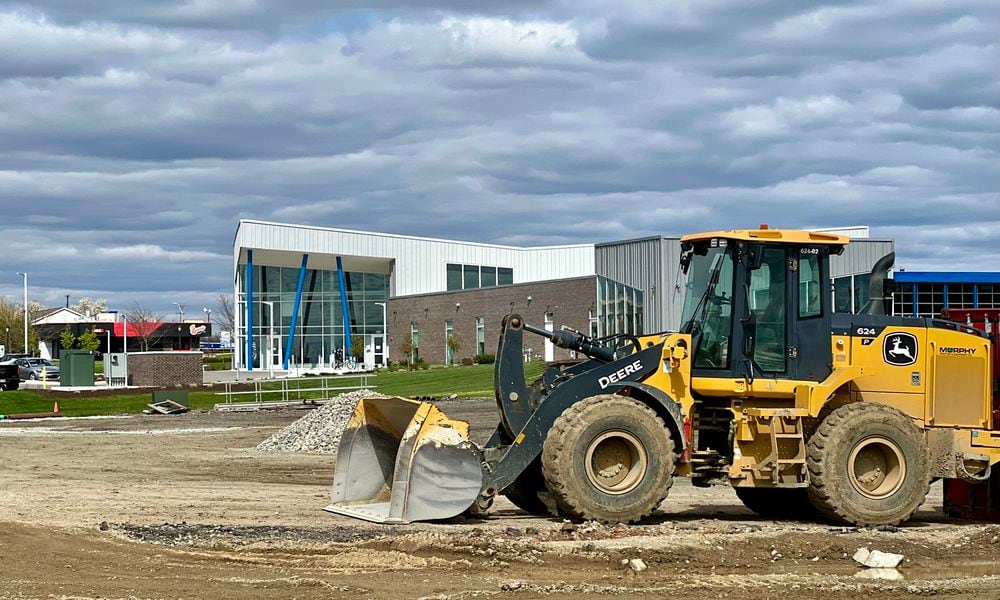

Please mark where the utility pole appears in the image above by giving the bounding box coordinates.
[16,272,27,353]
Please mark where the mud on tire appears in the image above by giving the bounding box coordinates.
[541,395,675,523]
[807,402,930,527]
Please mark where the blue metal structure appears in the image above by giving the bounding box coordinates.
[337,256,353,357]
[283,254,309,370]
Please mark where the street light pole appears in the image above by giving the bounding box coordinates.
[203,307,212,329]
[16,272,27,353]
[261,301,275,379]
[374,301,387,367]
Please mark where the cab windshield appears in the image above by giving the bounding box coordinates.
[680,244,735,369]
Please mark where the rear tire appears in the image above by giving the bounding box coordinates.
[735,487,816,519]
[501,458,552,516]
[541,395,675,523]
[807,403,930,527]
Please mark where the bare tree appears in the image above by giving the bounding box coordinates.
[215,293,236,334]
[124,302,166,352]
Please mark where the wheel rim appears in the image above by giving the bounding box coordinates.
[848,436,906,500]
[584,430,648,495]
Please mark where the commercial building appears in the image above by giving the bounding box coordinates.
[32,307,211,360]
[233,221,892,369]
[891,272,1000,318]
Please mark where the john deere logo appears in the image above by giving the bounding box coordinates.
[883,333,918,366]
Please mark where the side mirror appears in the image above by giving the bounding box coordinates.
[747,245,764,270]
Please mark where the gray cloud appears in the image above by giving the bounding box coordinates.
[0,1,996,312]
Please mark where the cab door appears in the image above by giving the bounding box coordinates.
[789,246,833,382]
[743,244,832,382]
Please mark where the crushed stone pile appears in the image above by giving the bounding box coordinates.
[255,389,389,454]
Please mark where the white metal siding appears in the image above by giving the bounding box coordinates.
[234,220,595,297]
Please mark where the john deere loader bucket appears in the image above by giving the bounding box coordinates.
[325,396,484,524]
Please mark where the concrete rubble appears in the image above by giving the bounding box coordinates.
[852,547,905,569]
[254,389,388,454]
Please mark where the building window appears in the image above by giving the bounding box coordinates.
[445,320,454,365]
[594,276,645,337]
[978,284,998,309]
[447,264,511,290]
[948,283,975,309]
[480,266,497,288]
[463,265,479,290]
[589,309,599,338]
[446,264,463,291]
[410,322,419,363]
[916,283,945,318]
[476,317,485,355]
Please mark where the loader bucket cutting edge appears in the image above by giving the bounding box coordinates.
[325,396,484,524]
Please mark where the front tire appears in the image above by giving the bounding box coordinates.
[501,458,552,516]
[541,395,675,523]
[807,403,930,527]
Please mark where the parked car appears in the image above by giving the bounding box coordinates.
[14,358,60,381]
[0,353,30,365]
[0,362,18,390]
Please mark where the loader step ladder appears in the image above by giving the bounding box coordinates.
[747,409,808,486]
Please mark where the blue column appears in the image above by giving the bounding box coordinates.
[912,284,918,317]
[283,254,309,370]
[246,250,254,371]
[942,283,949,310]
[337,256,353,357]
[973,284,979,308]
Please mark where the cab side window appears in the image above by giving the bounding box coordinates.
[799,251,822,318]
[748,248,787,372]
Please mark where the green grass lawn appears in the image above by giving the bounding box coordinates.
[0,362,547,418]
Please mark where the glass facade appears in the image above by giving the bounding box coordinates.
[596,276,644,337]
[238,264,388,368]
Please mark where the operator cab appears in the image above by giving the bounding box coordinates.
[679,228,847,383]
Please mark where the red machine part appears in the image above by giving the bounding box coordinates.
[938,308,1000,521]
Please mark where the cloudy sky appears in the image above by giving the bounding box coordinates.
[0,1,996,314]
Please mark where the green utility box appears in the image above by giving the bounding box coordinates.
[60,350,95,387]
[152,390,190,407]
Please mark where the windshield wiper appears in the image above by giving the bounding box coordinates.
[681,253,724,335]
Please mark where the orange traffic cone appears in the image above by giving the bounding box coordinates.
[53,402,59,414]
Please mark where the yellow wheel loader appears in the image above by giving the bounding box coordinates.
[326,228,999,527]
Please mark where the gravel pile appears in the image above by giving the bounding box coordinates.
[254,389,389,454]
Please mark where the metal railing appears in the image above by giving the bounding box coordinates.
[214,373,376,411]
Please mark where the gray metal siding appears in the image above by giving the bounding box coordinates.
[596,237,686,333]
[831,239,894,278]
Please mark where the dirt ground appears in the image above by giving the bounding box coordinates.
[1,399,998,600]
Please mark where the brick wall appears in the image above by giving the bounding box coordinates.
[128,352,203,386]
[388,277,597,365]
